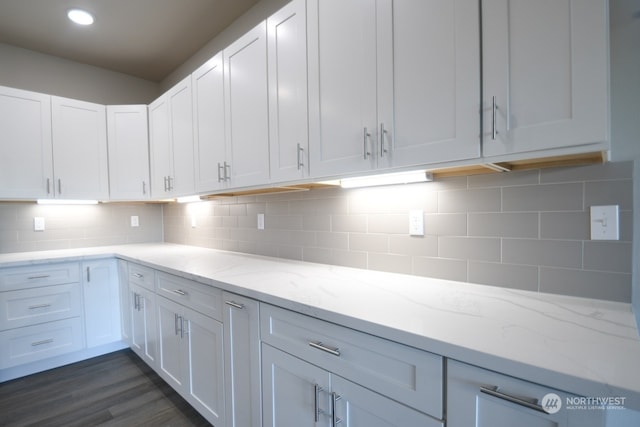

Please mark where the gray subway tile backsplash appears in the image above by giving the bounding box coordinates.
[1,162,632,304]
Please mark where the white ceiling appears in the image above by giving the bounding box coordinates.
[0,0,261,82]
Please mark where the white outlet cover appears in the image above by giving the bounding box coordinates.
[257,213,265,230]
[130,215,139,227]
[409,210,424,236]
[34,217,45,231]
[590,205,619,240]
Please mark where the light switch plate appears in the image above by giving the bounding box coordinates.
[34,217,45,231]
[590,205,619,240]
[409,210,424,236]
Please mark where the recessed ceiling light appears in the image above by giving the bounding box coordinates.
[67,8,94,26]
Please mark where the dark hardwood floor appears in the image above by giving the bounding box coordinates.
[0,349,211,427]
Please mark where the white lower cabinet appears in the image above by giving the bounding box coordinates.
[223,292,262,427]
[156,293,225,426]
[447,359,605,427]
[129,282,157,367]
[82,259,121,348]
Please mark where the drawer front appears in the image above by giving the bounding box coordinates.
[0,283,82,331]
[0,317,85,368]
[128,263,155,291]
[0,263,80,292]
[261,304,443,418]
[156,272,223,321]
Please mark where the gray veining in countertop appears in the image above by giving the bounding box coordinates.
[1,243,639,410]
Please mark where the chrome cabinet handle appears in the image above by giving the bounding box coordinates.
[32,338,54,346]
[297,143,305,170]
[174,313,180,335]
[313,384,324,422]
[379,123,388,157]
[58,178,62,194]
[86,266,90,282]
[163,176,168,192]
[142,181,147,195]
[28,303,51,310]
[217,162,224,182]
[225,300,244,309]
[363,127,371,159]
[28,274,50,280]
[331,392,342,426]
[172,289,187,296]
[46,178,51,195]
[181,317,187,338]
[491,96,498,140]
[224,162,231,181]
[480,386,547,414]
[309,341,341,357]
[133,273,144,279]
[167,176,174,191]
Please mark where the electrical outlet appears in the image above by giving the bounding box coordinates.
[130,216,139,227]
[34,217,45,231]
[409,210,424,236]
[257,213,265,230]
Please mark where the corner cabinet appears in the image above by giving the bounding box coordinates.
[51,96,109,200]
[481,0,609,158]
[106,105,151,200]
[447,359,605,427]
[307,0,480,179]
[0,86,53,200]
[149,76,195,198]
[81,259,121,348]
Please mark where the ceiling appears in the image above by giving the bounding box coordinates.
[0,0,261,82]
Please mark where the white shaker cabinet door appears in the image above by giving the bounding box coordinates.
[307,0,378,178]
[378,0,480,169]
[0,86,53,199]
[82,259,121,348]
[224,22,270,189]
[192,52,227,193]
[106,105,150,200]
[268,0,309,182]
[51,96,109,200]
[148,95,172,198]
[482,0,609,158]
[129,283,157,368]
[167,76,195,196]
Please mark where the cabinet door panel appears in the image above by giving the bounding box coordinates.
[186,309,225,426]
[482,0,608,156]
[130,284,157,367]
[268,0,309,182]
[82,259,121,348]
[0,86,53,199]
[224,22,270,188]
[107,105,150,200]
[167,78,195,196]
[192,53,226,192]
[157,296,185,389]
[307,0,377,177]
[262,344,331,427]
[51,96,108,199]
[381,0,480,168]
[148,96,172,198]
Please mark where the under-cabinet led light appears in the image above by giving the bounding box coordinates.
[67,9,94,26]
[176,195,202,204]
[340,171,433,189]
[37,199,99,205]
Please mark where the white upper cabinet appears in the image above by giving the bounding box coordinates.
[223,22,271,189]
[192,53,227,193]
[0,86,53,199]
[308,0,480,179]
[267,0,309,182]
[482,0,609,158]
[106,105,150,200]
[149,76,195,198]
[51,96,109,200]
[378,0,481,169]
[307,0,378,178]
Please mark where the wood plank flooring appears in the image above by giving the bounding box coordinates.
[0,349,211,427]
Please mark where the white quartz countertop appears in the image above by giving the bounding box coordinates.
[2,243,639,410]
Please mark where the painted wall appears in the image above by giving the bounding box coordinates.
[0,202,163,254]
[164,162,633,303]
[0,43,159,104]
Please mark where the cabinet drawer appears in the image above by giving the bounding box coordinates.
[0,283,82,331]
[0,317,85,368]
[128,263,155,291]
[261,304,443,418]
[0,263,80,292]
[156,272,223,321]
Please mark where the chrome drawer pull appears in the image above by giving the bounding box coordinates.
[133,273,144,279]
[32,338,54,346]
[480,385,547,414]
[309,341,341,357]
[172,289,187,296]
[225,301,244,309]
[28,303,51,310]
[27,275,50,280]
